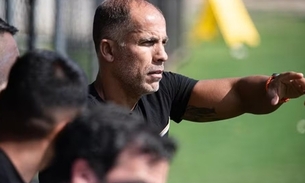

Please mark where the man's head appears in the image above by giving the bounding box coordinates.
[93,0,168,95]
[40,104,177,183]
[105,130,175,183]
[0,18,19,91]
[0,49,88,141]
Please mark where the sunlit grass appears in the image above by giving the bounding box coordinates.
[168,12,305,183]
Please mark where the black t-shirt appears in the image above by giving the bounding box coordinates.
[88,71,198,136]
[0,148,24,183]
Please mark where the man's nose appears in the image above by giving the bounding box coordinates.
[153,44,168,63]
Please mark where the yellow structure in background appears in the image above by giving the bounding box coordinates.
[190,0,260,49]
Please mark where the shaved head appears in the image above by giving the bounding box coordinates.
[93,0,163,53]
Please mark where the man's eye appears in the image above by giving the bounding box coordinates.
[141,41,155,46]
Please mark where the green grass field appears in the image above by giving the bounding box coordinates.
[168,12,305,183]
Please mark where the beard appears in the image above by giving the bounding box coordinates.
[113,58,162,98]
[112,45,162,97]
[113,63,160,97]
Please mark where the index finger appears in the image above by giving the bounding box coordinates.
[275,72,304,81]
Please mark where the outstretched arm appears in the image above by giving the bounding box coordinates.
[182,72,305,122]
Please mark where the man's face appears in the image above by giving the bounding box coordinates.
[111,5,168,95]
[0,32,19,91]
[105,147,170,183]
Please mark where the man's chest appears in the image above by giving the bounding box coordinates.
[133,97,171,136]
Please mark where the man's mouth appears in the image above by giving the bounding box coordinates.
[148,70,163,75]
[147,70,163,80]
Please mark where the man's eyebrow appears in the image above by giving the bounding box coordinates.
[140,36,168,42]
[140,37,158,42]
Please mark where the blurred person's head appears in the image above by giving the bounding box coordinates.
[0,18,19,91]
[0,49,88,182]
[0,49,88,142]
[93,0,168,97]
[39,104,177,183]
[105,131,176,183]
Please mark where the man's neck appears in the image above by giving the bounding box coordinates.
[0,139,52,183]
[95,72,141,110]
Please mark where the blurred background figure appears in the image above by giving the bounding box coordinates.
[39,104,177,183]
[0,50,88,183]
[0,18,19,91]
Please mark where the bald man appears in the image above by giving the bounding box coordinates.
[89,0,305,137]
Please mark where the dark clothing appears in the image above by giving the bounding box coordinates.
[88,71,198,136]
[39,71,197,183]
[0,148,24,183]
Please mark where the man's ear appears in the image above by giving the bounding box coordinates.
[100,39,115,62]
[71,159,100,183]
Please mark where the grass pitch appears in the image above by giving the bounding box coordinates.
[168,12,305,183]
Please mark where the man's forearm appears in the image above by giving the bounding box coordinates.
[236,75,282,114]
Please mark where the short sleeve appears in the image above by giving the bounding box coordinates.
[160,72,198,123]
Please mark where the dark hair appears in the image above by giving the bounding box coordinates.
[92,0,162,53]
[0,18,18,35]
[0,49,88,140]
[39,103,177,183]
[93,0,131,52]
